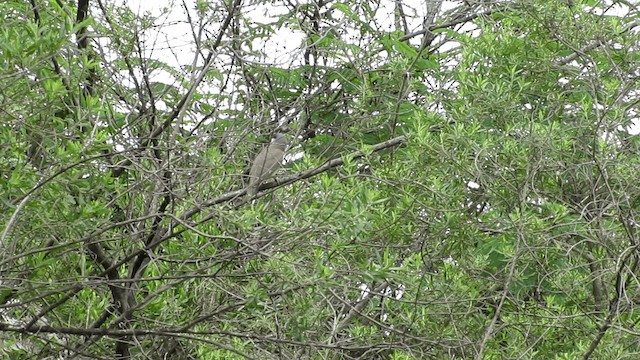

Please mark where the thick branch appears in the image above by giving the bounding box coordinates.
[184,135,407,219]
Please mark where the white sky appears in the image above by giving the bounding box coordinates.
[121,0,638,134]
[124,0,462,68]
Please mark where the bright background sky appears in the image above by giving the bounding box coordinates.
[120,0,638,134]
[123,0,462,67]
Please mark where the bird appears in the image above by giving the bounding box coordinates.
[247,133,288,197]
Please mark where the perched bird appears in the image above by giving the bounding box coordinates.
[247,133,288,197]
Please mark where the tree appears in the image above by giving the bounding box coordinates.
[1,0,639,358]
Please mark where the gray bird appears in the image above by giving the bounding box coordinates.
[247,133,288,197]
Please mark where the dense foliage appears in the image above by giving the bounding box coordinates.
[1,0,639,359]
